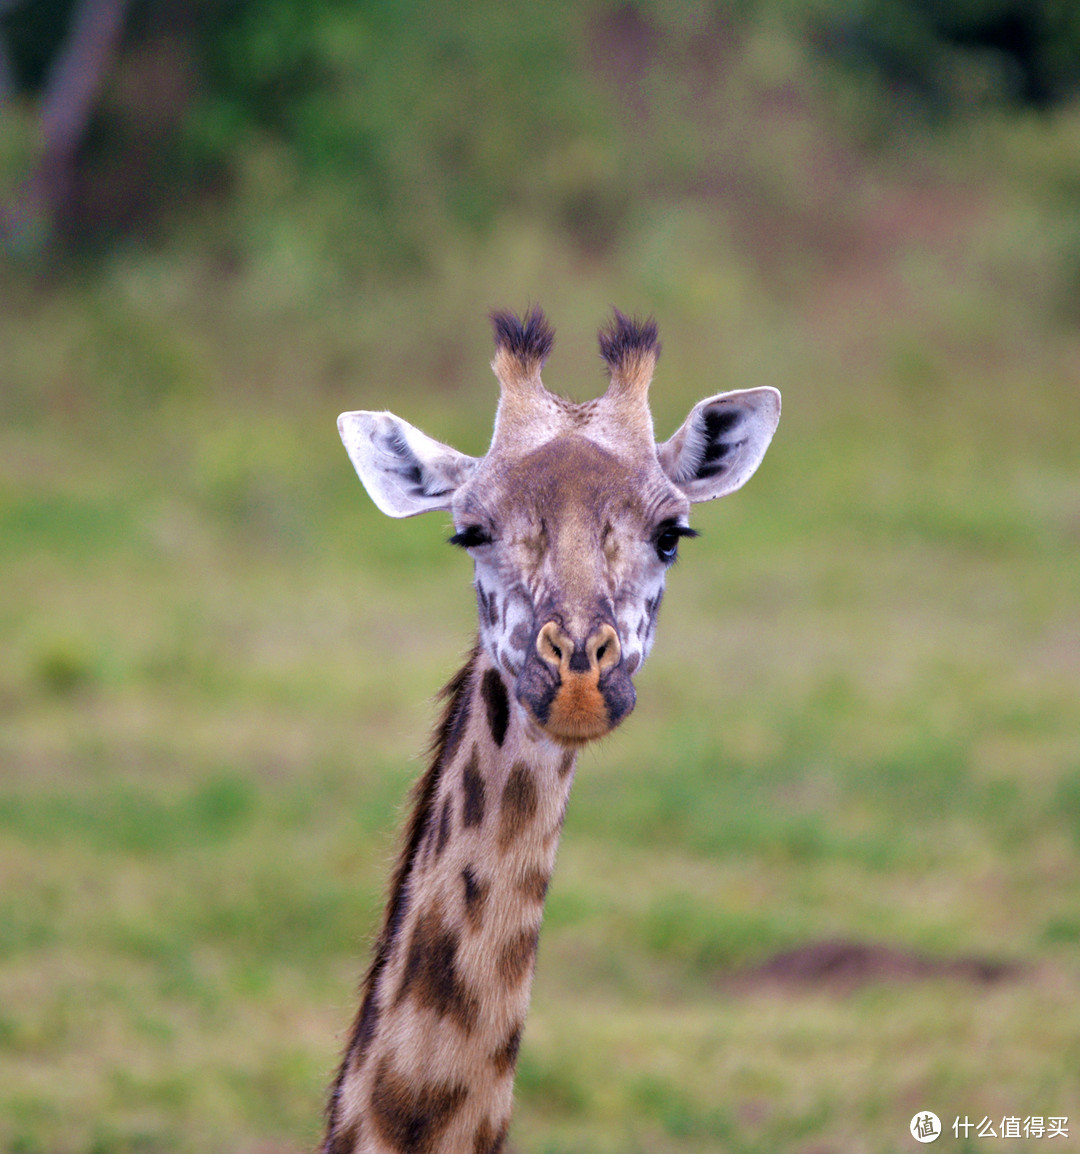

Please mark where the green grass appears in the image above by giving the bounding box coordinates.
[3,75,1080,1154]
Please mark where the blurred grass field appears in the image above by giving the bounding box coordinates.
[3,18,1080,1153]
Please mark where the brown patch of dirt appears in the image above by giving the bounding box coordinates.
[728,939,1023,995]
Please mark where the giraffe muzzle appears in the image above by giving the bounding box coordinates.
[516,620,636,744]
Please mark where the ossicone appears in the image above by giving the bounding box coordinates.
[598,308,660,401]
[490,306,555,378]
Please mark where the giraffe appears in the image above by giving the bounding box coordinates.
[324,307,780,1154]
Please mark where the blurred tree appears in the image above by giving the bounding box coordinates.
[0,26,14,101]
[1,0,129,252]
[809,0,1080,112]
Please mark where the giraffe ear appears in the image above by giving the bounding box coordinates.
[657,387,781,503]
[338,411,479,518]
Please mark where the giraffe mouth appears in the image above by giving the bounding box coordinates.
[543,674,616,743]
[515,664,636,746]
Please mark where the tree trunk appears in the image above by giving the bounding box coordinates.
[2,0,129,249]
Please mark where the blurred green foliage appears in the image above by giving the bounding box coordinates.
[4,0,1079,262]
[180,0,610,268]
[805,0,1080,110]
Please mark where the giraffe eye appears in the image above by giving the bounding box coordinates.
[653,521,698,564]
[449,525,493,549]
[656,529,680,563]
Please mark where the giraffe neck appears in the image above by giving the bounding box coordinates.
[324,643,578,1154]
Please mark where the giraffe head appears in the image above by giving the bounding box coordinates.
[339,307,780,746]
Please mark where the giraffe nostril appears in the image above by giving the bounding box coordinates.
[537,621,574,672]
[591,624,621,673]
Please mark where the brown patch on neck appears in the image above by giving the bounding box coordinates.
[370,1056,469,1154]
[490,1023,524,1077]
[461,865,490,931]
[517,865,550,904]
[461,747,486,827]
[498,926,540,986]
[323,1120,361,1154]
[497,762,539,851]
[394,899,480,1033]
[481,668,510,747]
[473,1115,510,1154]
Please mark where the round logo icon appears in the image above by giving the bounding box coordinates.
[911,1112,942,1143]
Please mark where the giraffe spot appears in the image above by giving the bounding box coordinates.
[325,1119,361,1154]
[395,903,479,1033]
[558,750,576,778]
[482,668,510,747]
[497,926,539,987]
[461,865,490,931]
[461,749,486,828]
[487,589,499,627]
[624,651,640,675]
[517,866,550,904]
[476,585,500,629]
[490,1022,523,1076]
[498,763,538,852]
[473,1118,496,1154]
[508,621,531,653]
[473,1119,495,1154]
[435,796,452,857]
[370,1056,469,1154]
[473,1115,510,1154]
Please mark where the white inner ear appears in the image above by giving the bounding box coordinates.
[657,387,780,502]
[338,410,479,518]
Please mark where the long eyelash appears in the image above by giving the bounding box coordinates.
[655,520,700,542]
[448,526,492,548]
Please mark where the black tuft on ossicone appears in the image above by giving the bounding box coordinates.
[490,306,555,367]
[598,308,660,372]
